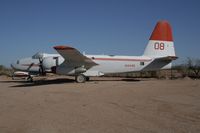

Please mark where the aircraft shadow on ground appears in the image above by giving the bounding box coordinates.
[0,78,141,88]
[0,80,30,84]
[8,78,75,87]
[121,78,141,82]
[89,78,141,82]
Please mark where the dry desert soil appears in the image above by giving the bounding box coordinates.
[0,76,200,133]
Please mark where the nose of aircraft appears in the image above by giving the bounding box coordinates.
[11,60,20,70]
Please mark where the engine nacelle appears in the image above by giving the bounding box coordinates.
[42,56,64,71]
[42,57,56,70]
[75,67,87,73]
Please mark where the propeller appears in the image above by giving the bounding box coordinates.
[50,57,59,73]
[38,57,46,76]
[53,57,59,66]
[27,63,34,71]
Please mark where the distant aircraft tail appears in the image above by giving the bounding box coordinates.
[143,20,176,58]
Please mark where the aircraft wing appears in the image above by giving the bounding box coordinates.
[54,45,98,68]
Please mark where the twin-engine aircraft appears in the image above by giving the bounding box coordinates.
[52,20,177,82]
[11,20,177,82]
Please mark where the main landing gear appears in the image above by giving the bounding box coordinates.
[75,74,90,83]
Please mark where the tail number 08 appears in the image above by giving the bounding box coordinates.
[154,42,164,50]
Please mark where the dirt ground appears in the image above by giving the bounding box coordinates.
[0,76,200,133]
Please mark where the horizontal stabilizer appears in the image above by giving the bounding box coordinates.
[155,56,178,61]
[142,56,178,71]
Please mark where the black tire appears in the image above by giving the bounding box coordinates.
[75,74,86,83]
[86,77,90,81]
[27,75,33,82]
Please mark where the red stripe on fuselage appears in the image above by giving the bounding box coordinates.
[92,58,151,62]
[14,74,29,77]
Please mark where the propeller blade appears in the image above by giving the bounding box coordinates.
[27,63,34,71]
[38,58,46,76]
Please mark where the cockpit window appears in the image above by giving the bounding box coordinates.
[32,52,44,59]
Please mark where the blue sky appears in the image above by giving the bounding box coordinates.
[0,0,200,67]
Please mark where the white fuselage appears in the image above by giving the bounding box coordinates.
[83,55,152,76]
[55,54,171,77]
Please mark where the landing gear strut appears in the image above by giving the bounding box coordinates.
[27,75,33,82]
[75,74,86,83]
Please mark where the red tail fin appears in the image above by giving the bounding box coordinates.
[144,20,176,58]
[149,20,173,41]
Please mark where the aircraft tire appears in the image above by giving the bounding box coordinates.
[27,75,33,82]
[75,74,86,83]
[86,77,90,81]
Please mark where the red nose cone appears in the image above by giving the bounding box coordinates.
[149,20,173,41]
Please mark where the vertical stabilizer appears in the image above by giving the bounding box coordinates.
[143,21,176,58]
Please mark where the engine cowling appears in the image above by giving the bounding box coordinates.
[75,67,87,73]
[42,57,56,71]
[42,56,64,72]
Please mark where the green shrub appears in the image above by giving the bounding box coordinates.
[0,65,13,77]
